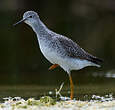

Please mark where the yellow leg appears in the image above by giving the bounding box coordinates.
[48,64,59,70]
[69,74,74,100]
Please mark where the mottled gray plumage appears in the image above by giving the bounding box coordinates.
[34,25,102,65]
[55,35,102,65]
[14,11,102,74]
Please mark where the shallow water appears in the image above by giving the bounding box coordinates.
[0,70,115,110]
[0,69,115,101]
[0,74,115,101]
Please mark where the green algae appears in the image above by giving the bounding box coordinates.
[40,96,56,105]
[27,96,56,106]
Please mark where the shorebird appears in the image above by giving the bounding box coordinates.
[14,11,102,100]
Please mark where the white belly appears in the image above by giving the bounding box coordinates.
[59,58,100,73]
[39,41,62,64]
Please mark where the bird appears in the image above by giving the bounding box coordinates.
[13,11,103,100]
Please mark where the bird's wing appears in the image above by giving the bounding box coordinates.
[56,35,102,64]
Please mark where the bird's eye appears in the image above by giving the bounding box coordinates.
[29,16,32,18]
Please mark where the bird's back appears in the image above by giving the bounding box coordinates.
[53,35,102,65]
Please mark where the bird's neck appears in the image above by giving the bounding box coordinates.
[31,19,51,40]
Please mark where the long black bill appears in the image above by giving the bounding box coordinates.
[13,18,27,26]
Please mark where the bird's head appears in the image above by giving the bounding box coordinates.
[13,11,39,26]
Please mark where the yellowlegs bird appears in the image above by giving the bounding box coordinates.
[14,11,102,100]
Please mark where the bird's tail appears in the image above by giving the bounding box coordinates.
[89,56,103,66]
